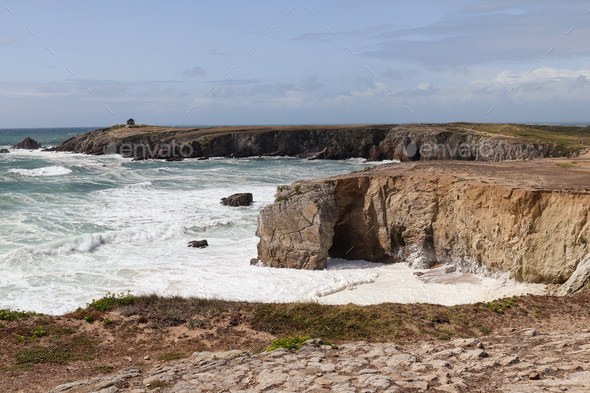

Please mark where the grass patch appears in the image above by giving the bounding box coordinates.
[94,365,114,374]
[14,347,90,364]
[581,238,587,244]
[86,291,136,313]
[451,178,467,184]
[147,381,167,390]
[266,336,310,352]
[253,303,404,341]
[556,162,576,168]
[0,309,39,322]
[158,352,183,361]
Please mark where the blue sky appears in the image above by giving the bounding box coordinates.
[1,0,589,127]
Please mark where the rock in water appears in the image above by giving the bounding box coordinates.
[221,193,253,207]
[11,137,42,149]
[0,149,9,153]
[188,240,208,248]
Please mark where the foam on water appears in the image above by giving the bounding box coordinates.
[317,263,546,306]
[10,166,72,177]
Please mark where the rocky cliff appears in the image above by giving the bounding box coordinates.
[46,123,577,162]
[255,160,590,289]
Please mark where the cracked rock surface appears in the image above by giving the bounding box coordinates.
[48,328,590,393]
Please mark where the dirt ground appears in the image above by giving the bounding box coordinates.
[2,292,590,393]
[354,154,590,192]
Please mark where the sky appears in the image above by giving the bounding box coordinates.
[1,0,590,128]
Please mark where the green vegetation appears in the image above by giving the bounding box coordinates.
[450,123,590,155]
[84,315,93,323]
[556,162,576,168]
[158,352,183,361]
[266,336,310,352]
[147,381,168,390]
[86,291,136,313]
[94,365,114,374]
[0,309,39,322]
[62,293,584,351]
[103,318,113,326]
[451,178,467,184]
[481,296,522,314]
[581,238,588,244]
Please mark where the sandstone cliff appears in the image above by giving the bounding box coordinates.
[255,160,590,287]
[46,123,579,162]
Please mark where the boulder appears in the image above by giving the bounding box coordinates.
[11,137,42,149]
[188,240,208,248]
[256,181,339,270]
[221,193,253,207]
[557,253,590,296]
[0,149,9,153]
[165,157,183,162]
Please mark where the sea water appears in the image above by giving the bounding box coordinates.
[0,129,544,314]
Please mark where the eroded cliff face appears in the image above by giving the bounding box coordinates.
[48,124,565,162]
[255,182,339,270]
[255,162,590,286]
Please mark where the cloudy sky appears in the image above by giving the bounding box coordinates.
[1,0,589,127]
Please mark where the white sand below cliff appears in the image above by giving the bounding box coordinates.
[316,260,546,306]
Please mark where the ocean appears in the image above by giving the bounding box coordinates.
[0,128,544,314]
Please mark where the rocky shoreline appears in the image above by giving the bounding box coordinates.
[254,159,590,292]
[44,123,572,162]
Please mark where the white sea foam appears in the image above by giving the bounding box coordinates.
[317,263,546,306]
[10,166,72,177]
[32,224,188,254]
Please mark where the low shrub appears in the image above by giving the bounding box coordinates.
[266,336,310,352]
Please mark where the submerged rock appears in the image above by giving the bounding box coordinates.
[11,137,42,149]
[188,240,208,248]
[221,193,253,207]
[0,149,9,153]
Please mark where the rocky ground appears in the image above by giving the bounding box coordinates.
[4,292,590,392]
[48,328,590,393]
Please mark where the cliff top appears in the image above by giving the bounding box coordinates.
[107,122,590,147]
[340,157,590,192]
